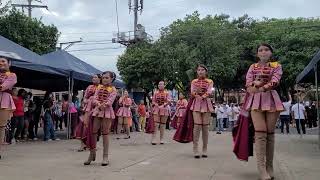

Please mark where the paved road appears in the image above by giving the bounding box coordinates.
[0,131,319,180]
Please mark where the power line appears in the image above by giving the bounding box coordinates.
[71,53,122,57]
[73,42,114,46]
[61,31,116,35]
[60,39,113,43]
[59,28,162,38]
[67,47,125,52]
[12,0,48,18]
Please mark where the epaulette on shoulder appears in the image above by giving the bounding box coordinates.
[269,61,280,68]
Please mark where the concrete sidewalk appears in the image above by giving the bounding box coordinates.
[0,131,319,180]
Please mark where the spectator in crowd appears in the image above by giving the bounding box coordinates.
[12,89,26,141]
[310,102,318,128]
[138,100,147,132]
[62,94,69,129]
[130,102,140,132]
[215,103,224,134]
[222,102,229,129]
[42,92,59,141]
[210,101,217,131]
[69,94,79,139]
[291,99,307,135]
[53,100,63,131]
[305,102,313,128]
[26,92,36,140]
[33,96,42,138]
[230,103,240,129]
[280,94,292,134]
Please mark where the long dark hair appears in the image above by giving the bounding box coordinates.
[256,43,274,53]
[196,64,208,72]
[17,89,25,97]
[102,71,116,83]
[256,43,274,62]
[196,64,208,78]
[93,73,102,84]
[0,56,11,71]
[43,91,52,100]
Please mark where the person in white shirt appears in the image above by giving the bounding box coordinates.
[228,104,235,129]
[291,100,307,135]
[280,94,292,134]
[222,102,229,129]
[215,104,224,134]
[231,104,240,127]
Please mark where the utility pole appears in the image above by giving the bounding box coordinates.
[113,0,147,46]
[27,0,31,18]
[133,0,138,39]
[58,39,83,50]
[12,0,48,18]
[130,0,143,39]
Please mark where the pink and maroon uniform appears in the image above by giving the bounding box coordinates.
[190,78,214,113]
[152,90,171,116]
[92,85,117,119]
[176,99,188,118]
[83,85,98,112]
[0,72,17,111]
[245,62,284,112]
[116,96,132,117]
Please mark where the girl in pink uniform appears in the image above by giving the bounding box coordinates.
[176,93,188,128]
[84,71,117,166]
[0,57,17,160]
[190,65,214,158]
[245,43,284,180]
[76,74,101,151]
[116,90,132,139]
[151,81,171,145]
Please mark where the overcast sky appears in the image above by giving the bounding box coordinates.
[4,0,320,75]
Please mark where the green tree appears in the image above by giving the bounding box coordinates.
[0,9,59,54]
[118,12,320,98]
[156,12,241,93]
[117,42,165,93]
[232,16,320,95]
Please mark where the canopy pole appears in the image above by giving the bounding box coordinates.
[67,76,71,140]
[70,76,74,138]
[315,64,320,150]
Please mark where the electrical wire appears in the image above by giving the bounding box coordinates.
[67,47,125,52]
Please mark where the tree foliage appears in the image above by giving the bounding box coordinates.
[117,12,320,95]
[0,9,59,54]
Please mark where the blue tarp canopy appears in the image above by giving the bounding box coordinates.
[296,50,320,84]
[0,35,70,91]
[41,50,125,88]
[0,36,125,90]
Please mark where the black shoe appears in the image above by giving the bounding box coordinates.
[194,155,200,159]
[84,161,91,165]
[101,162,109,166]
[160,143,164,145]
[202,155,208,158]
[216,132,221,134]
[151,143,157,145]
[0,155,1,159]
[124,136,130,139]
